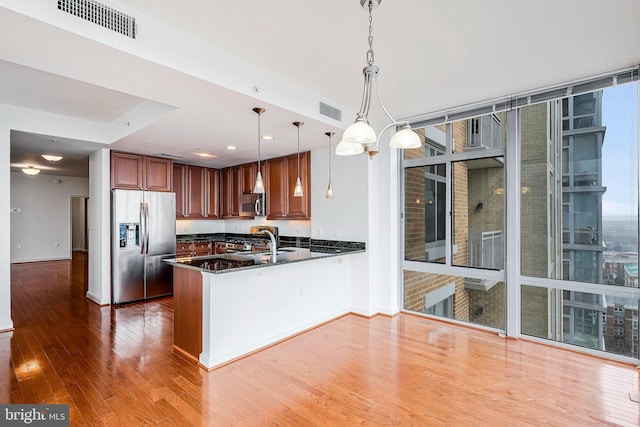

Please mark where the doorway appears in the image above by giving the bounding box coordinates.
[71,196,89,253]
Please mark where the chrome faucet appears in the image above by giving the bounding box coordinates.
[258,227,277,262]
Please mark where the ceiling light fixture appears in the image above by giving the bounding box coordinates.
[41,154,63,162]
[253,107,265,194]
[22,166,40,176]
[336,0,421,159]
[325,132,335,199]
[261,135,275,141]
[194,152,216,158]
[292,121,304,198]
[225,145,238,150]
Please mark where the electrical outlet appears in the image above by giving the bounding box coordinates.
[16,243,21,249]
[55,242,60,247]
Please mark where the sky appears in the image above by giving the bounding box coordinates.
[601,82,638,220]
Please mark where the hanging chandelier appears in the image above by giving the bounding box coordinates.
[335,0,421,158]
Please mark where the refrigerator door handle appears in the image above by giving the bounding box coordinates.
[145,202,150,254]
[140,202,146,254]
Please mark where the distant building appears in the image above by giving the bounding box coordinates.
[623,264,638,288]
[603,251,638,284]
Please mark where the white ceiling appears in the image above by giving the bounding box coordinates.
[2,0,639,177]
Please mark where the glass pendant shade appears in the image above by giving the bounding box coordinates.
[253,170,265,194]
[325,181,334,199]
[22,166,40,175]
[293,176,303,197]
[342,120,377,145]
[389,125,422,149]
[253,107,265,194]
[293,121,304,198]
[335,139,365,156]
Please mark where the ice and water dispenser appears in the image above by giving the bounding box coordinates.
[119,223,140,248]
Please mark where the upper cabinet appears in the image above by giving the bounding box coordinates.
[265,157,286,219]
[173,164,187,219]
[111,151,172,192]
[173,164,219,219]
[220,166,241,218]
[185,165,205,219]
[285,152,311,219]
[266,152,311,220]
[169,152,310,221]
[204,168,220,219]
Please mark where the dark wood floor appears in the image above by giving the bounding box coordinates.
[3,253,640,425]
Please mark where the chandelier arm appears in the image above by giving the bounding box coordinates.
[378,121,409,139]
[358,70,374,119]
[373,73,397,123]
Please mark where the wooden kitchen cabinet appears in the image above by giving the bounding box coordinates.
[265,152,310,220]
[265,157,286,219]
[176,242,192,257]
[173,164,220,220]
[220,166,241,218]
[240,163,257,194]
[205,168,220,219]
[185,166,205,218]
[174,164,186,218]
[144,156,172,191]
[192,241,212,256]
[111,151,172,192]
[111,152,143,190]
[285,152,311,219]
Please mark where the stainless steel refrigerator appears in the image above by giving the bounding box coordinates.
[112,189,176,304]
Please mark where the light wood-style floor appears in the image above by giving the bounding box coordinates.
[3,254,640,426]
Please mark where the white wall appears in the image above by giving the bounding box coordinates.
[0,127,12,332]
[310,144,373,316]
[310,146,369,241]
[87,148,111,305]
[10,172,88,263]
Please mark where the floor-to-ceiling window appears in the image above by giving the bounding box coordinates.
[401,69,640,361]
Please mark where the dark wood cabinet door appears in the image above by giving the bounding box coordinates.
[144,156,172,192]
[240,163,257,194]
[173,164,187,218]
[227,166,241,217]
[220,168,231,218]
[205,168,220,219]
[286,152,310,219]
[266,157,286,219]
[186,166,205,218]
[111,151,143,190]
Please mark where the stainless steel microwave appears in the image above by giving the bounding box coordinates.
[239,193,266,217]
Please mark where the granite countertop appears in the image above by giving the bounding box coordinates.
[165,246,365,274]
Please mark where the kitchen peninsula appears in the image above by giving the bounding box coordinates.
[167,240,365,370]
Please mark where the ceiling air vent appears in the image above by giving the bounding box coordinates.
[58,0,137,39]
[319,102,342,122]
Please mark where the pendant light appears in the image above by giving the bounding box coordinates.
[252,107,265,194]
[292,121,304,198]
[335,0,421,158]
[325,132,335,198]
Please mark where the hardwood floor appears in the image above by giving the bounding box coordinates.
[3,254,640,426]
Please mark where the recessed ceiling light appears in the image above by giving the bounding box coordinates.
[194,152,216,158]
[225,145,238,150]
[42,154,63,162]
[261,135,275,140]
